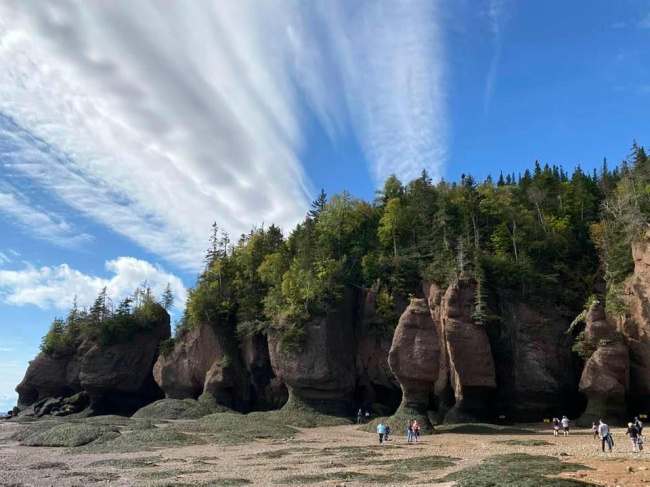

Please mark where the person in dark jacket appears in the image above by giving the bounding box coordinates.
[627,422,640,453]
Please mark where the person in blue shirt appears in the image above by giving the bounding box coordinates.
[377,422,387,444]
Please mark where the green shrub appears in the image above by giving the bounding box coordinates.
[277,326,307,354]
[158,338,176,356]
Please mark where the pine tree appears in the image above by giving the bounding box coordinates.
[162,283,174,310]
[90,287,109,323]
[116,296,133,316]
[206,222,220,265]
[309,189,328,220]
[419,168,433,186]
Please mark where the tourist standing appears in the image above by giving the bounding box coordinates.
[385,424,391,441]
[412,421,421,442]
[365,410,370,423]
[561,416,570,436]
[357,409,363,425]
[627,422,640,453]
[407,421,414,443]
[599,420,613,453]
[552,417,560,437]
[591,422,599,440]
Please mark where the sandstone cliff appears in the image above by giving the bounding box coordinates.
[17,308,170,416]
[267,289,357,414]
[616,234,650,413]
[153,321,251,411]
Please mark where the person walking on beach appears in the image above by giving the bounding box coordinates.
[385,424,391,442]
[377,421,387,444]
[627,422,640,453]
[599,420,613,453]
[552,417,560,437]
[357,409,363,425]
[635,416,644,437]
[591,422,599,440]
[407,421,414,443]
[412,421,421,442]
[365,410,370,423]
[561,416,570,436]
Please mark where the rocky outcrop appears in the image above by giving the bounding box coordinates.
[153,321,250,411]
[497,302,583,421]
[16,307,171,416]
[388,298,440,426]
[80,317,170,415]
[441,278,497,423]
[16,354,83,410]
[241,333,287,410]
[268,289,357,415]
[579,342,629,424]
[616,234,650,412]
[355,289,402,411]
[576,301,629,424]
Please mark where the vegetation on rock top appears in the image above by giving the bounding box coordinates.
[40,283,172,356]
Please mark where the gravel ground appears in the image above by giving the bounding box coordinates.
[1,421,649,486]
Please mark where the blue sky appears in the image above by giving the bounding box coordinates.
[0,0,648,412]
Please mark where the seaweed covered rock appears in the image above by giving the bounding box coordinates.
[268,289,357,415]
[132,396,231,420]
[153,321,250,411]
[442,278,497,423]
[388,298,440,424]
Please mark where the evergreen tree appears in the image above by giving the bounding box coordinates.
[309,189,328,220]
[162,283,174,310]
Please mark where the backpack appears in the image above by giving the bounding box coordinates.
[636,420,644,429]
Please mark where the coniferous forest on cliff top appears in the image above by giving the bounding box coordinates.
[18,141,650,426]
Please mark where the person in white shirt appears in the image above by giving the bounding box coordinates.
[561,416,570,436]
[598,420,612,453]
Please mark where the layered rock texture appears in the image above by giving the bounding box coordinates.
[268,289,357,414]
[497,302,583,421]
[153,321,252,411]
[441,279,497,422]
[16,309,170,416]
[578,302,629,424]
[388,278,498,424]
[15,245,650,423]
[616,234,650,412]
[388,298,441,419]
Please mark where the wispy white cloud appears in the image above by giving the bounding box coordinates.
[0,256,186,311]
[305,1,448,183]
[0,252,9,265]
[0,348,13,352]
[0,2,314,271]
[0,183,93,248]
[484,0,514,112]
[0,1,449,272]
